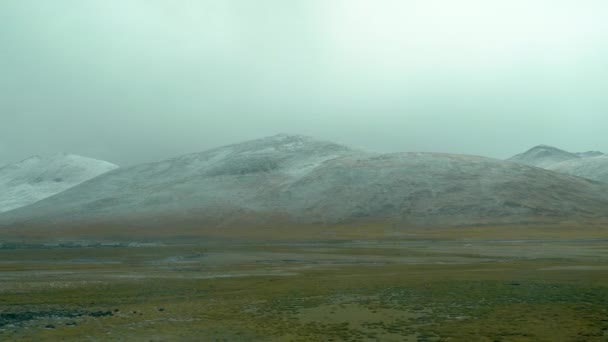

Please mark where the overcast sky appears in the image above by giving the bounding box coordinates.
[1,0,608,166]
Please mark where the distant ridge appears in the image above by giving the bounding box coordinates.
[507,145,580,168]
[548,156,608,183]
[0,153,118,213]
[508,145,607,183]
[2,135,608,239]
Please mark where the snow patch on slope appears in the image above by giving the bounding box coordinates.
[0,154,118,213]
[0,135,367,219]
[509,145,607,183]
[548,156,608,183]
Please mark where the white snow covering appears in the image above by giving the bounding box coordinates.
[3,135,608,228]
[548,156,608,183]
[509,146,607,183]
[0,154,118,213]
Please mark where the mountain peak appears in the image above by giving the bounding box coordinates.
[215,134,359,156]
[508,145,579,168]
[245,133,330,145]
[528,144,569,152]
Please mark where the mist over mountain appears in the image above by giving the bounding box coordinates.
[3,3,608,340]
[2,135,608,236]
[0,154,118,213]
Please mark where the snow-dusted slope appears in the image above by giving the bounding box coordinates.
[507,145,580,168]
[508,146,607,183]
[2,135,608,230]
[548,156,608,183]
[0,154,118,213]
[279,152,608,225]
[0,135,366,222]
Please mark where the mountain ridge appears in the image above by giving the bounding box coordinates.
[508,145,607,182]
[507,145,580,168]
[2,135,608,238]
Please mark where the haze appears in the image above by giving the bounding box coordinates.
[2,0,607,166]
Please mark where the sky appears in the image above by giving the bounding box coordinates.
[1,0,608,166]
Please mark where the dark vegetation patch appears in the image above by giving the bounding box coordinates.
[2,242,608,340]
[0,310,113,327]
[244,280,608,341]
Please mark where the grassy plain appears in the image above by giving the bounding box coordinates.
[1,225,608,341]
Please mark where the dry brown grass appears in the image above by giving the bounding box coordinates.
[1,237,608,341]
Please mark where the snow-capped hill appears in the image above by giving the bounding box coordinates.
[507,145,580,168]
[279,152,608,225]
[547,156,608,183]
[0,135,368,220]
[0,153,118,213]
[167,133,367,179]
[2,135,608,233]
[508,146,607,181]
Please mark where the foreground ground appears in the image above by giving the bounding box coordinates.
[1,226,608,341]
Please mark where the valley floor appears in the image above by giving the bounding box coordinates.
[1,229,608,341]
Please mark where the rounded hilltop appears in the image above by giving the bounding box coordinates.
[2,135,608,234]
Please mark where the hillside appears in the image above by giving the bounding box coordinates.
[548,156,608,183]
[2,135,608,237]
[508,145,607,183]
[507,145,580,168]
[0,154,118,213]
